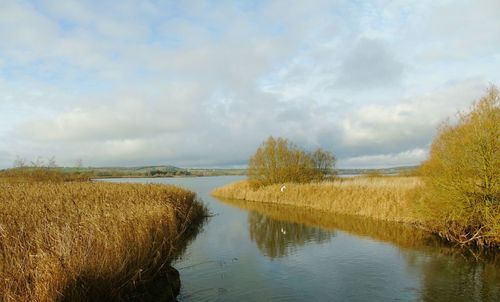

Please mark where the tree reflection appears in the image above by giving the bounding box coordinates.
[217,197,500,300]
[248,211,334,259]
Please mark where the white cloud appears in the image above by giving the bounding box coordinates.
[0,0,499,168]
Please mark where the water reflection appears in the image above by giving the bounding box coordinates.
[248,211,334,258]
[406,251,500,302]
[217,197,439,250]
[218,197,500,301]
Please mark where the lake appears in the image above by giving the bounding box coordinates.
[104,176,500,302]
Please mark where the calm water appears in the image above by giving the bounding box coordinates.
[104,176,500,302]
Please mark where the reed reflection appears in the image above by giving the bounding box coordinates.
[217,197,500,301]
[217,197,437,250]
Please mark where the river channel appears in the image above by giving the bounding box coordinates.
[105,176,499,302]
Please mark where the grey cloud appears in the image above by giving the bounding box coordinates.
[335,38,404,89]
[339,148,428,169]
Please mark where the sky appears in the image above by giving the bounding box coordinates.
[0,0,499,169]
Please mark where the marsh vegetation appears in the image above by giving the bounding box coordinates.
[0,169,207,301]
[214,86,500,247]
[248,137,335,187]
[212,176,421,223]
[418,86,499,246]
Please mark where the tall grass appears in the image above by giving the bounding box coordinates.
[217,197,438,251]
[0,173,206,301]
[212,176,422,223]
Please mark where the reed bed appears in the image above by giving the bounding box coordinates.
[212,176,422,223]
[0,180,206,301]
[217,197,437,251]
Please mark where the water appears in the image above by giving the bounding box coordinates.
[104,176,500,302]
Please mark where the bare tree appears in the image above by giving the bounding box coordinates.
[310,148,336,176]
[47,156,57,168]
[75,159,84,170]
[30,156,45,167]
[13,156,27,168]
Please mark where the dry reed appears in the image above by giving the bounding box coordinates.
[217,197,437,250]
[0,179,206,301]
[212,176,422,223]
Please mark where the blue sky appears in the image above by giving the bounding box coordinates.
[1,0,499,168]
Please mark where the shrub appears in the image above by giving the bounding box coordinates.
[419,85,499,246]
[248,137,335,187]
[0,167,90,183]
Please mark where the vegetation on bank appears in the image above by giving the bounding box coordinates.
[248,136,335,187]
[213,86,500,247]
[2,158,415,180]
[0,167,91,183]
[217,197,494,256]
[9,159,196,178]
[418,85,499,246]
[212,176,421,223]
[0,169,207,301]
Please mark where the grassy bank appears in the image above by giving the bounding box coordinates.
[212,176,499,247]
[212,176,422,223]
[0,170,207,301]
[216,197,436,251]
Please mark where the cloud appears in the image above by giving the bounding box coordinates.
[340,148,428,169]
[0,0,499,169]
[428,0,500,56]
[335,38,404,89]
[18,84,204,142]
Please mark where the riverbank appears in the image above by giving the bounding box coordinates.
[212,176,500,248]
[217,197,500,263]
[0,173,207,301]
[212,176,422,223]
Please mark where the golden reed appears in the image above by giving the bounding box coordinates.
[0,174,206,301]
[212,176,422,223]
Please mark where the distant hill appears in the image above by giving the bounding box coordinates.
[1,164,418,178]
[62,165,191,178]
[57,165,417,178]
